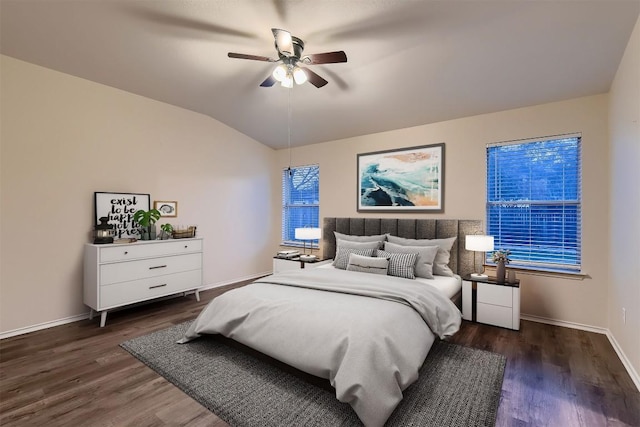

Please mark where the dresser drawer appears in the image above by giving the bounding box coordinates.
[99,270,202,309]
[477,302,513,329]
[477,282,513,307]
[100,253,202,285]
[100,239,202,263]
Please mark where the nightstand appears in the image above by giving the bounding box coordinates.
[462,274,520,330]
[272,257,332,273]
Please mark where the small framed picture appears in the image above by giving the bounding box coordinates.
[154,200,178,217]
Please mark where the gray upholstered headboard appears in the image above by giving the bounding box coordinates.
[323,217,482,278]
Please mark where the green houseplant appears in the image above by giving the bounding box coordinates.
[159,223,174,240]
[133,208,161,240]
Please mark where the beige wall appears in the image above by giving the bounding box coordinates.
[279,94,611,328]
[0,55,280,333]
[608,16,640,381]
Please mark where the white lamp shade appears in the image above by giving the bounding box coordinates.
[293,66,307,85]
[272,64,287,82]
[281,73,294,88]
[295,227,322,240]
[465,235,494,252]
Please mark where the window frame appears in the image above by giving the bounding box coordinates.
[485,133,583,274]
[281,164,320,248]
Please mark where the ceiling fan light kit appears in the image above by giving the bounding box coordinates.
[228,28,347,88]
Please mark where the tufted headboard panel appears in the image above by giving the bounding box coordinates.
[322,217,483,278]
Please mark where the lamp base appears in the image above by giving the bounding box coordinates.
[470,273,488,280]
[299,254,317,262]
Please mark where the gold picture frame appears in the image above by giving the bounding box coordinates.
[154,200,178,217]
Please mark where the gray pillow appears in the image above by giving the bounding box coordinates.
[376,249,418,280]
[336,239,381,250]
[384,242,439,279]
[334,231,387,244]
[346,253,389,275]
[386,235,457,277]
[333,247,376,270]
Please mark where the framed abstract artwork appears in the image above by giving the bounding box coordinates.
[94,192,150,239]
[154,200,178,217]
[357,143,445,213]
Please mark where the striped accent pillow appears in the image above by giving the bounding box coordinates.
[346,253,389,275]
[376,249,418,279]
[333,247,376,270]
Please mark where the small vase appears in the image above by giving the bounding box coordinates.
[496,260,506,283]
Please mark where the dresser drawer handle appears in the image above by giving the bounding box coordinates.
[149,284,167,289]
[184,245,188,248]
[124,251,128,255]
[149,265,167,270]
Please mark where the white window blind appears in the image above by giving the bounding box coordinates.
[486,134,582,271]
[282,165,320,246]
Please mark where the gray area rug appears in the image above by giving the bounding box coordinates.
[121,322,505,427]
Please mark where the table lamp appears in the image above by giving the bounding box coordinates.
[465,235,494,279]
[295,227,322,261]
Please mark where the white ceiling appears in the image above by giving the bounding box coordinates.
[1,1,638,149]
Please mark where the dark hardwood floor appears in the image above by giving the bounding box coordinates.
[1,282,638,426]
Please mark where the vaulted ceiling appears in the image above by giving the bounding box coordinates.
[1,1,638,149]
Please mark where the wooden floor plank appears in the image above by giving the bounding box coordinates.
[1,282,638,426]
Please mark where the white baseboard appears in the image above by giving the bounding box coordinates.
[0,272,270,341]
[522,313,639,392]
[606,330,640,392]
[0,313,90,340]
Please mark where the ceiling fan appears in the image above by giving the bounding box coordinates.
[228,28,347,88]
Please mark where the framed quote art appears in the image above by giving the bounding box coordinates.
[94,192,150,239]
[357,143,445,213]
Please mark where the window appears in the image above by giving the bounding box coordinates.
[486,134,581,272]
[282,165,320,246]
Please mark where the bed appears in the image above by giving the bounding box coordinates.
[180,218,482,427]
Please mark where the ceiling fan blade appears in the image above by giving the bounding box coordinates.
[272,28,294,57]
[260,75,278,87]
[305,51,348,64]
[303,68,328,88]
[228,52,277,62]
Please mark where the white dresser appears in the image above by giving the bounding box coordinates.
[84,238,203,327]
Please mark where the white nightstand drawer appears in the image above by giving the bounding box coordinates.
[100,269,201,309]
[477,302,513,329]
[100,253,201,285]
[477,282,513,307]
[100,239,202,263]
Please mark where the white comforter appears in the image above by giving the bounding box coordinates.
[180,268,461,426]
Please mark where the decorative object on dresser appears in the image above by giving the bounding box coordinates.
[94,192,150,239]
[462,274,520,330]
[172,225,197,239]
[159,223,174,240]
[93,217,115,244]
[84,238,203,327]
[491,248,511,283]
[154,200,178,217]
[357,143,445,213]
[465,234,494,279]
[132,208,161,240]
[294,227,322,261]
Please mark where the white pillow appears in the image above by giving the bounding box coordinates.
[334,231,387,244]
[336,239,381,250]
[333,247,376,270]
[346,253,389,275]
[384,241,439,279]
[376,249,418,280]
[386,235,457,277]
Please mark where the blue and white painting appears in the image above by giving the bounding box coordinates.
[358,144,444,212]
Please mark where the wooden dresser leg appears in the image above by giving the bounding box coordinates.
[100,311,108,328]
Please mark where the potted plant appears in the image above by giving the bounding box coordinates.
[133,208,161,240]
[159,223,173,240]
[492,249,511,283]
